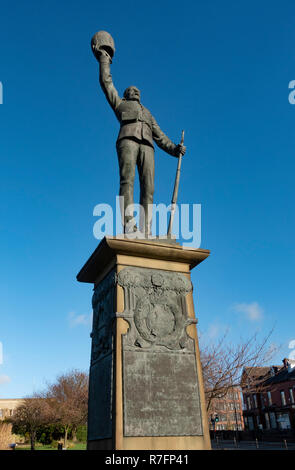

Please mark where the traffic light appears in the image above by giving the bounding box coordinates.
[215,415,219,422]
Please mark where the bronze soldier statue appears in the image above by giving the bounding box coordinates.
[92,31,186,236]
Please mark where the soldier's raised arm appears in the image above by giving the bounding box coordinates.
[98,50,122,115]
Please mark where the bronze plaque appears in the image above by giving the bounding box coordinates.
[123,350,203,437]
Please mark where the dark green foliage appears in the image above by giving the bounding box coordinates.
[33,424,73,445]
[75,425,87,442]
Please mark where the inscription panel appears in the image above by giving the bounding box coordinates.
[123,350,203,437]
[88,354,113,440]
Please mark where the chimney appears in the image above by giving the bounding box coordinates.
[282,358,289,369]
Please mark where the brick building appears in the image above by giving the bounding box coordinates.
[241,359,295,432]
[208,387,244,431]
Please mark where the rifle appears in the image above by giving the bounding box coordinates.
[167,130,185,237]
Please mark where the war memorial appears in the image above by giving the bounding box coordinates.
[77,31,211,450]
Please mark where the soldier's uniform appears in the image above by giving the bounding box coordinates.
[99,55,179,234]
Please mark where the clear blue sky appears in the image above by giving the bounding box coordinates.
[0,0,294,397]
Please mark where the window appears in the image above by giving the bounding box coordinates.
[269,412,277,429]
[280,390,286,406]
[289,388,294,404]
[277,413,291,430]
[216,424,225,431]
[247,396,252,410]
[267,391,272,406]
[253,394,258,408]
[264,412,270,429]
[248,416,254,431]
[256,415,261,425]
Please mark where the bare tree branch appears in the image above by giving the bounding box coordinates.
[199,328,279,412]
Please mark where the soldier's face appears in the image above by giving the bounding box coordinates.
[125,87,140,102]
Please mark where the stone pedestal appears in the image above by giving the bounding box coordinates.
[77,236,211,450]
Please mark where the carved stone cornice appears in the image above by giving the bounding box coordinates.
[77,236,210,283]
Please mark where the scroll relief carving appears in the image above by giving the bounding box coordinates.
[117,267,196,352]
[90,270,116,365]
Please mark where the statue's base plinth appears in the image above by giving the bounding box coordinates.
[77,236,211,450]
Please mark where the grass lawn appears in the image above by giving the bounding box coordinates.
[16,442,87,451]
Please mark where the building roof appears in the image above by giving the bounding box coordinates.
[241,361,295,390]
[241,366,281,385]
[263,366,295,386]
[0,399,23,402]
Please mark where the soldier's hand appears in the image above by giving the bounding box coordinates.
[175,144,186,156]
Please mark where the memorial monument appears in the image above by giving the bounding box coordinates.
[77,31,211,450]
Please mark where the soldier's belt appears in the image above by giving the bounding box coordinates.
[120,120,152,131]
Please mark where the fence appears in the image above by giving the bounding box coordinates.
[210,429,295,442]
[210,429,295,450]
